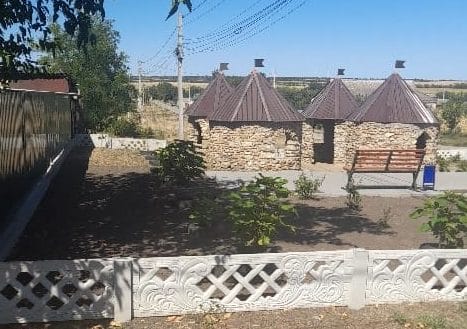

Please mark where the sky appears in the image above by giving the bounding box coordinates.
[105,0,467,80]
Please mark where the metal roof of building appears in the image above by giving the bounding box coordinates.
[302,78,359,120]
[186,72,233,118]
[348,73,438,124]
[210,70,304,122]
[9,78,73,93]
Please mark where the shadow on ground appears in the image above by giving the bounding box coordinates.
[8,148,429,261]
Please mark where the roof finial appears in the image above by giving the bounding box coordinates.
[337,68,345,77]
[254,59,265,68]
[395,60,406,74]
[219,63,229,73]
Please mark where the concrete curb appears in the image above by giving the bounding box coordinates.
[0,142,75,261]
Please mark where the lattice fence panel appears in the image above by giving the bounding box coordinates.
[367,250,467,304]
[132,251,353,317]
[0,259,114,324]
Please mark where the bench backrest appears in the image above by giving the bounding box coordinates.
[351,149,425,172]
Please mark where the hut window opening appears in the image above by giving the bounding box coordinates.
[416,132,430,150]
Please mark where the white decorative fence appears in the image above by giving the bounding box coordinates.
[74,134,167,151]
[0,249,466,324]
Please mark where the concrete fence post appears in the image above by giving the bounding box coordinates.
[348,248,369,310]
[114,258,133,323]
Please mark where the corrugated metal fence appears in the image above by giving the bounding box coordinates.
[0,89,73,221]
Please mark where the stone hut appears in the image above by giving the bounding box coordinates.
[337,73,439,165]
[302,77,359,164]
[205,70,306,170]
[186,72,233,144]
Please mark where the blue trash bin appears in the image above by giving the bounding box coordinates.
[423,165,436,190]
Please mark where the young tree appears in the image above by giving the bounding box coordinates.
[0,0,105,81]
[40,20,135,131]
[441,101,464,133]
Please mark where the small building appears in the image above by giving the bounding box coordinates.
[203,70,306,170]
[337,73,439,165]
[186,72,233,144]
[302,77,359,164]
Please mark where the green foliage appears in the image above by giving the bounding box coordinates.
[146,82,178,103]
[227,174,296,247]
[391,312,409,326]
[294,173,324,199]
[410,191,467,248]
[441,101,466,132]
[106,117,139,137]
[436,155,451,172]
[39,20,135,132]
[416,315,448,329]
[277,81,325,110]
[0,0,104,81]
[436,154,467,172]
[189,197,224,228]
[345,179,362,211]
[156,140,206,186]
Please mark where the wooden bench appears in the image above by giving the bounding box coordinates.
[345,149,426,189]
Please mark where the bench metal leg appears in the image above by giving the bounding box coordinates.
[411,172,417,190]
[346,171,354,190]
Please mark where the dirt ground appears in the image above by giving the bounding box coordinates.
[7,148,436,261]
[1,302,466,329]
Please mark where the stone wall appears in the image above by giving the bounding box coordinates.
[205,122,302,170]
[301,122,314,169]
[334,122,439,166]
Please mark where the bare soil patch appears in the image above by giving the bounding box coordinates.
[1,302,466,329]
[7,148,436,261]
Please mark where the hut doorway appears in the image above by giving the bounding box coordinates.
[194,122,203,144]
[313,121,335,163]
[416,132,430,150]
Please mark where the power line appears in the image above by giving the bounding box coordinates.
[142,28,176,63]
[185,0,298,53]
[187,0,308,55]
[185,0,291,44]
[185,0,229,25]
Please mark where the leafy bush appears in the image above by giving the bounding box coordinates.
[189,197,224,228]
[410,191,467,248]
[345,178,362,211]
[156,140,206,186]
[227,174,296,246]
[106,117,139,137]
[294,173,324,199]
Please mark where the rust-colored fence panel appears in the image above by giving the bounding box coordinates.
[0,89,72,221]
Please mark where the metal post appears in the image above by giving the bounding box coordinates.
[177,12,184,140]
[137,61,143,112]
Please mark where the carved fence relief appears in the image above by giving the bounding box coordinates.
[132,251,353,317]
[0,249,465,324]
[367,250,467,304]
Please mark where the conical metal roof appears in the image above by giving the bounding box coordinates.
[303,78,359,120]
[186,72,233,118]
[348,73,438,124]
[210,70,304,122]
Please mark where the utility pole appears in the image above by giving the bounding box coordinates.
[137,60,143,111]
[177,12,184,140]
[273,69,276,89]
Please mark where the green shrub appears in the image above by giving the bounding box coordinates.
[156,140,206,186]
[410,191,467,248]
[227,174,296,246]
[106,117,139,137]
[189,196,224,228]
[294,173,324,199]
[345,178,362,211]
[436,155,450,172]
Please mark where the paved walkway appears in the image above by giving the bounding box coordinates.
[206,171,467,197]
